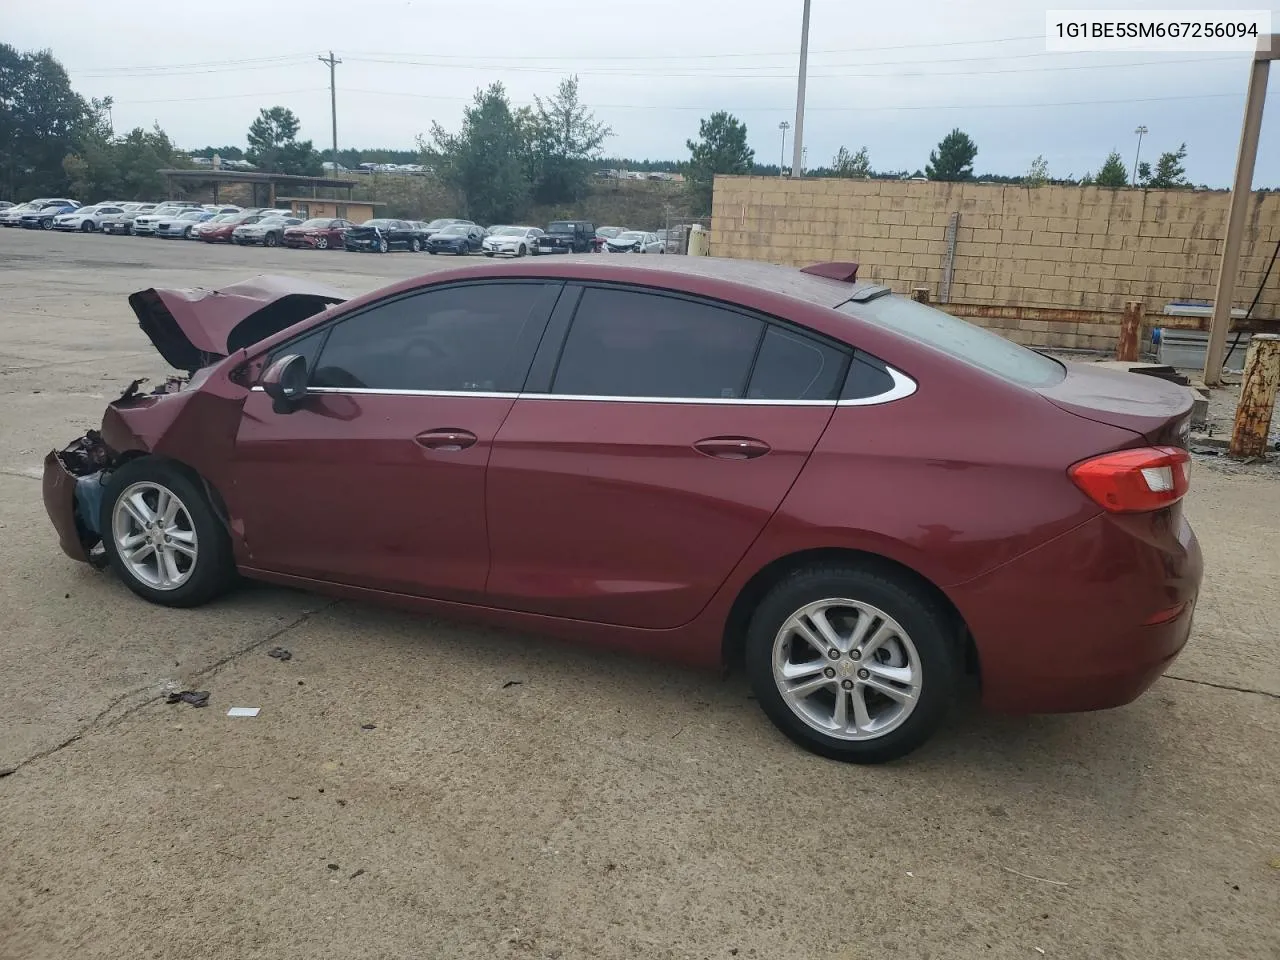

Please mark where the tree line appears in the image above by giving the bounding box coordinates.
[0,41,1207,217]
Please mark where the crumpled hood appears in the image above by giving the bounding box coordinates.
[128,275,347,373]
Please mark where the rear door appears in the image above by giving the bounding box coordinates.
[230,280,561,600]
[485,284,846,629]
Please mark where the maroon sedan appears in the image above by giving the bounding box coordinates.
[284,217,352,250]
[42,258,1201,762]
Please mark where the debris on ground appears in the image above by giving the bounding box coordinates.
[502,680,522,688]
[267,646,292,661]
[165,690,209,708]
[226,706,260,718]
[349,868,365,879]
[0,766,16,779]
[1003,866,1069,887]
[360,723,376,730]
[326,863,339,871]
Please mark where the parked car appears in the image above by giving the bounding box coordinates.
[20,200,80,229]
[193,211,258,243]
[52,204,127,232]
[536,220,596,254]
[482,226,544,258]
[344,219,424,253]
[156,210,216,239]
[100,203,158,235]
[421,217,473,239]
[591,225,625,252]
[0,201,12,210]
[202,205,242,215]
[40,258,1202,764]
[604,230,666,254]
[132,206,189,236]
[283,218,353,250]
[426,223,486,255]
[232,215,302,247]
[0,201,45,227]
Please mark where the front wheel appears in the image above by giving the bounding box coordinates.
[518,244,527,257]
[377,238,389,253]
[100,458,235,608]
[316,236,329,249]
[184,226,194,239]
[81,221,94,233]
[42,219,54,230]
[410,238,421,252]
[264,232,278,247]
[744,564,957,764]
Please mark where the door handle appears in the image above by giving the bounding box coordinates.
[414,428,478,451]
[693,436,771,460]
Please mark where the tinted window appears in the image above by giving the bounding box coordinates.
[841,352,897,400]
[553,288,763,399]
[747,327,847,401]
[842,295,1064,387]
[311,283,552,392]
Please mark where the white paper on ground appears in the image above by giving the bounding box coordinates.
[226,707,261,718]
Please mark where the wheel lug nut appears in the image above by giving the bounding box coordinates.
[841,679,854,689]
[827,648,840,660]
[823,667,835,679]
[857,668,870,680]
[850,649,861,661]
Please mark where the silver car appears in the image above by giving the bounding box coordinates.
[101,203,159,235]
[232,215,302,247]
[603,230,666,254]
[132,206,188,236]
[155,209,214,239]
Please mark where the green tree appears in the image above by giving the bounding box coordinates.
[62,122,185,201]
[925,128,977,181]
[0,44,94,197]
[193,145,245,161]
[1136,161,1152,186]
[1024,155,1049,187]
[423,82,531,225]
[1094,150,1128,188]
[833,145,871,178]
[1148,143,1189,189]
[684,111,754,216]
[246,106,321,175]
[527,76,612,205]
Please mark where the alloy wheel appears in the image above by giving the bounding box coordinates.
[771,598,921,741]
[316,236,329,249]
[110,481,199,591]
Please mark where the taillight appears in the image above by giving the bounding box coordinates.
[1069,446,1191,513]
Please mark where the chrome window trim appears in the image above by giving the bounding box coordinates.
[247,368,917,406]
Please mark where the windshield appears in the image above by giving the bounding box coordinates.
[178,210,205,220]
[614,232,645,242]
[841,295,1065,387]
[492,227,525,237]
[425,219,454,230]
[209,214,235,223]
[597,227,623,238]
[300,219,332,228]
[438,225,467,236]
[361,219,392,228]
[547,222,578,234]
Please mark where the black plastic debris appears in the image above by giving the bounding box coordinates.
[326,863,339,871]
[267,647,292,661]
[360,723,377,731]
[166,690,210,708]
[502,680,522,689]
[349,869,365,879]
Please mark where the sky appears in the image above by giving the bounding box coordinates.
[7,0,1279,186]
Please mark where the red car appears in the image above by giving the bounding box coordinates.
[42,259,1201,762]
[284,217,353,250]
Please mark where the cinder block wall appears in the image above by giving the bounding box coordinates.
[710,176,1280,350]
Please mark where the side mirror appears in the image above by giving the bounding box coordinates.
[260,354,308,414]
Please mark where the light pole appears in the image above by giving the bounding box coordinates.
[791,0,812,179]
[1132,125,1148,186]
[778,121,791,176]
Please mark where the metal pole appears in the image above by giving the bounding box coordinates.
[1131,125,1147,186]
[319,51,342,169]
[778,121,790,177]
[791,0,811,178]
[1204,40,1277,386]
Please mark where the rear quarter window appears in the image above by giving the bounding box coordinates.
[841,295,1065,387]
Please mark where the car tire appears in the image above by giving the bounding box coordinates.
[428,249,437,255]
[484,251,494,257]
[42,219,53,230]
[81,221,93,233]
[518,244,527,257]
[316,236,329,249]
[410,238,421,252]
[99,458,236,609]
[377,238,389,254]
[264,233,278,247]
[744,563,958,764]
[184,226,194,239]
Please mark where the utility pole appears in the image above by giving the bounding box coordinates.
[319,51,342,169]
[791,0,811,178]
[778,121,790,176]
[1131,125,1147,186]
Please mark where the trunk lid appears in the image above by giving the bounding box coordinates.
[1037,361,1193,447]
[128,275,347,374]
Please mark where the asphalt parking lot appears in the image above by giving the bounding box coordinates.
[1,228,1278,960]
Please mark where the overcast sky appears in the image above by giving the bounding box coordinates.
[7,0,1278,185]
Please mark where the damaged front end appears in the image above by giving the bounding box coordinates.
[44,430,114,565]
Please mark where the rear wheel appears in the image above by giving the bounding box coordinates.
[410,237,422,252]
[100,459,235,608]
[264,232,278,247]
[42,219,53,230]
[744,564,957,763]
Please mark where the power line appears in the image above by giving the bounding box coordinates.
[112,88,323,105]
[74,55,313,76]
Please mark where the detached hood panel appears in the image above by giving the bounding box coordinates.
[128,275,347,372]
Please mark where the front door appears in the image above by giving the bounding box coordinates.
[485,285,847,629]
[230,280,561,600]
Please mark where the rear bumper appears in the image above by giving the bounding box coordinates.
[951,508,1202,714]
[43,451,90,562]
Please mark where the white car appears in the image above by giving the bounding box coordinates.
[0,201,44,227]
[232,215,302,247]
[52,204,128,232]
[482,225,544,258]
[132,206,188,236]
[603,230,665,254]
